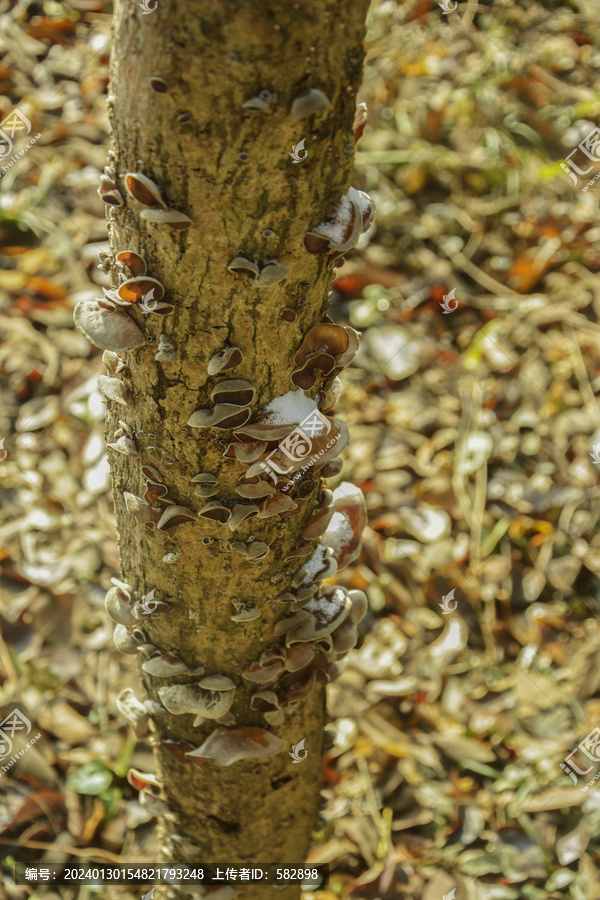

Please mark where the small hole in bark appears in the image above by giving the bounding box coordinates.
[271,774,293,791]
[207,815,240,835]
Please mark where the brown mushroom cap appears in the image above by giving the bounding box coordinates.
[105,586,137,627]
[303,506,335,540]
[100,189,124,206]
[227,257,259,278]
[188,404,252,429]
[157,505,196,531]
[142,655,205,677]
[116,250,146,277]
[158,681,235,721]
[117,277,165,305]
[74,301,146,351]
[125,172,167,208]
[285,585,352,645]
[97,375,130,407]
[321,482,367,570]
[294,324,349,367]
[211,379,255,406]
[116,688,150,737]
[113,623,138,654]
[208,345,244,376]
[124,492,163,528]
[291,351,337,390]
[198,501,231,524]
[140,208,192,229]
[353,102,368,142]
[185,726,287,766]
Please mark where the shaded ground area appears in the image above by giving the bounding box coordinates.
[1,0,600,898]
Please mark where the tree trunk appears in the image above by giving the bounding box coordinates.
[85,1,371,898]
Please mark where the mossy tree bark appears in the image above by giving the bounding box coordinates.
[105,1,370,898]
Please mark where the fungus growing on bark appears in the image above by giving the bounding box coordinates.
[283,643,315,672]
[231,607,261,623]
[117,276,165,305]
[140,208,192,229]
[123,492,163,528]
[107,435,139,457]
[150,76,169,92]
[250,690,283,725]
[97,375,130,407]
[198,501,231,524]
[139,789,177,820]
[185,726,287,766]
[227,256,259,278]
[158,678,235,726]
[105,585,137,626]
[321,376,343,413]
[242,649,286,684]
[227,503,260,532]
[144,481,173,505]
[258,493,298,518]
[116,250,146,277]
[157,505,196,531]
[116,688,150,738]
[211,379,255,406]
[125,172,168,208]
[113,623,138,654]
[235,479,275,499]
[100,188,124,206]
[155,334,178,361]
[303,187,374,254]
[353,102,368,142]
[242,89,274,110]
[74,301,146,351]
[285,585,352,646]
[128,767,161,790]
[303,505,335,540]
[188,404,252,430]
[142,655,205,677]
[207,345,244,376]
[291,325,360,389]
[191,473,219,498]
[292,544,338,588]
[321,482,367,570]
[284,543,314,561]
[290,88,330,119]
[255,260,289,286]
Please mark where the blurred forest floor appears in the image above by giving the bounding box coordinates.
[1,0,600,898]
